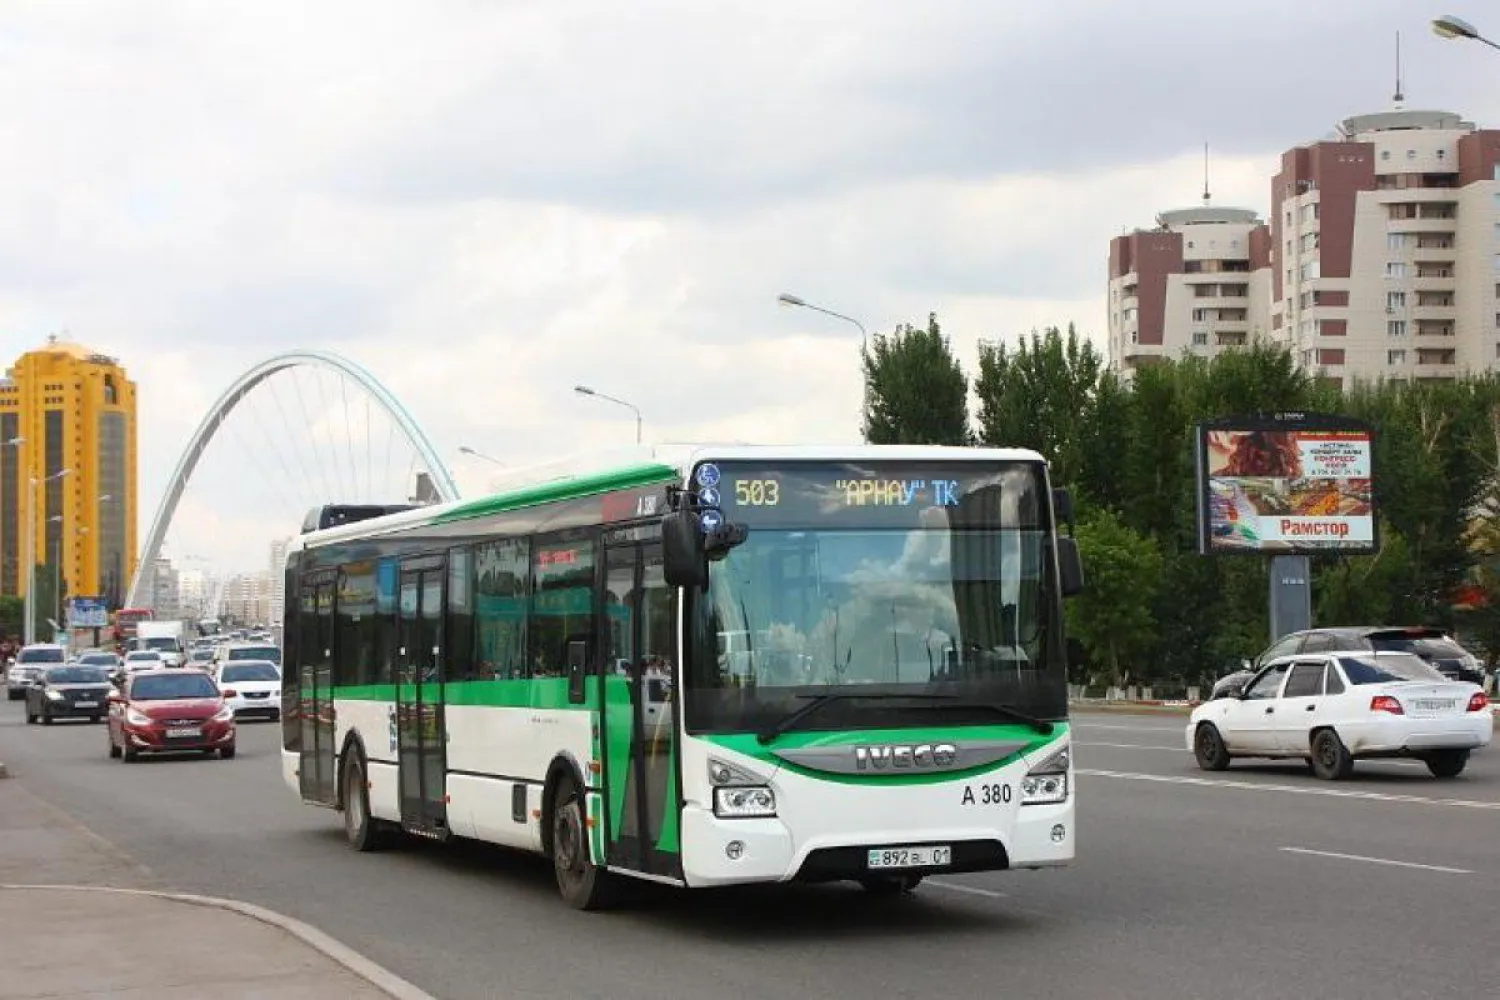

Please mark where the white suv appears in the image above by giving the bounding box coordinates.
[6,644,67,700]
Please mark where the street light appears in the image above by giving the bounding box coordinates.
[24,467,71,645]
[1432,14,1500,50]
[573,385,643,444]
[458,445,506,467]
[777,291,869,351]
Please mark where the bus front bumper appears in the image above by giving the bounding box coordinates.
[677,798,1074,888]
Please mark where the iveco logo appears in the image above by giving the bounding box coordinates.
[853,743,959,771]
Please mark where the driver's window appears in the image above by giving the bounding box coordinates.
[1245,662,1291,700]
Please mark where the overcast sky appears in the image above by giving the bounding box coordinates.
[2,1,1498,575]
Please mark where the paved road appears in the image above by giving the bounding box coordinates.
[1,705,1496,1000]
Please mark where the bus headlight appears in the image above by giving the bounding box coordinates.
[1021,745,1070,806]
[714,786,777,819]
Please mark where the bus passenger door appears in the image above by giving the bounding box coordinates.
[396,562,448,837]
[599,539,681,879]
[298,575,337,806]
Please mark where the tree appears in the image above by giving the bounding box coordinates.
[1064,508,1163,686]
[862,312,971,445]
[974,325,1107,498]
[0,595,21,640]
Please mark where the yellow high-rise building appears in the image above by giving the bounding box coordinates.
[0,336,138,613]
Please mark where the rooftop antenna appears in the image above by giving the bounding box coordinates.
[1202,142,1211,206]
[1393,30,1405,107]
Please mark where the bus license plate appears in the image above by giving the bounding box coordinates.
[867,846,952,869]
[167,727,201,738]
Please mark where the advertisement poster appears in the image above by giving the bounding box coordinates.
[1199,420,1375,555]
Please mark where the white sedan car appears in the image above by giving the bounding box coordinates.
[1188,650,1491,779]
[213,660,282,721]
[122,650,166,673]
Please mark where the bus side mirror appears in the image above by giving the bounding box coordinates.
[1053,488,1076,533]
[662,511,709,589]
[1057,537,1085,598]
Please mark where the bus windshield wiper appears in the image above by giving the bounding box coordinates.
[756,692,911,745]
[924,697,1054,735]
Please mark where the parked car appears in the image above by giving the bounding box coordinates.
[6,644,67,700]
[1188,650,1490,780]
[106,669,237,761]
[24,664,113,725]
[213,660,281,721]
[1247,626,1486,686]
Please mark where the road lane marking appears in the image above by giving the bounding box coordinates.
[1077,768,1500,810]
[1077,741,1186,752]
[1278,847,1474,875]
[926,879,1007,899]
[1077,744,1428,768]
[1072,722,1187,733]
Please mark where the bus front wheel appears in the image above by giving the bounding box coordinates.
[551,777,616,910]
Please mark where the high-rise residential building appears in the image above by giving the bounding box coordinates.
[1109,107,1500,384]
[1272,109,1500,386]
[267,537,290,627]
[0,336,138,608]
[1107,205,1274,374]
[222,571,275,627]
[150,557,180,620]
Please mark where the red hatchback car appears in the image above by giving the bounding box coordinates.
[107,669,237,761]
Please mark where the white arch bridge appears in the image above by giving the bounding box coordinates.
[125,350,462,611]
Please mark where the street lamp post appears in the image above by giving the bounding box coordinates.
[778,292,872,436]
[1432,14,1500,51]
[24,468,71,646]
[573,385,643,444]
[458,445,507,467]
[777,292,869,352]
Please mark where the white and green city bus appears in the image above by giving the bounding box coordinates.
[281,444,1084,908]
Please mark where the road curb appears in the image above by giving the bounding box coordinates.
[0,883,436,1000]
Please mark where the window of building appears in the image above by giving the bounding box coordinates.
[1437,148,1446,160]
[1388,349,1407,366]
[1380,150,1390,161]
[1192,308,1211,322]
[1388,320,1407,337]
[1387,233,1406,251]
[1406,149,1416,160]
[1192,331,1208,346]
[1494,254,1500,273]
[1386,291,1407,311]
[1386,262,1408,279]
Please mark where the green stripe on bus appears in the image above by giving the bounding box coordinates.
[700,724,1068,785]
[431,463,679,523]
[334,679,599,710]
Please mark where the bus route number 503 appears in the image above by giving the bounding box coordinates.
[961,782,1011,806]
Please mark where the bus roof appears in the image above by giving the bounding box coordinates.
[289,442,1049,553]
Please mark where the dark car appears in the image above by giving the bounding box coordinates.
[106,669,237,761]
[24,665,113,724]
[1248,626,1487,686]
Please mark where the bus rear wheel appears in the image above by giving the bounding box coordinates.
[551,777,616,910]
[343,751,389,852]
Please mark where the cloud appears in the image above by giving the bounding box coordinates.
[2,0,1499,579]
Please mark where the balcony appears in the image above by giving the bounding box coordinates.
[1416,348,1458,367]
[1412,305,1456,322]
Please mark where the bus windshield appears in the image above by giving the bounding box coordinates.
[684,459,1067,734]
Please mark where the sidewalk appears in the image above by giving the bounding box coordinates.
[0,778,431,999]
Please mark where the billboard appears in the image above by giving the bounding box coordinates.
[67,596,110,629]
[1196,413,1376,556]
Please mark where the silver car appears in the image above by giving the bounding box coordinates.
[6,644,68,700]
